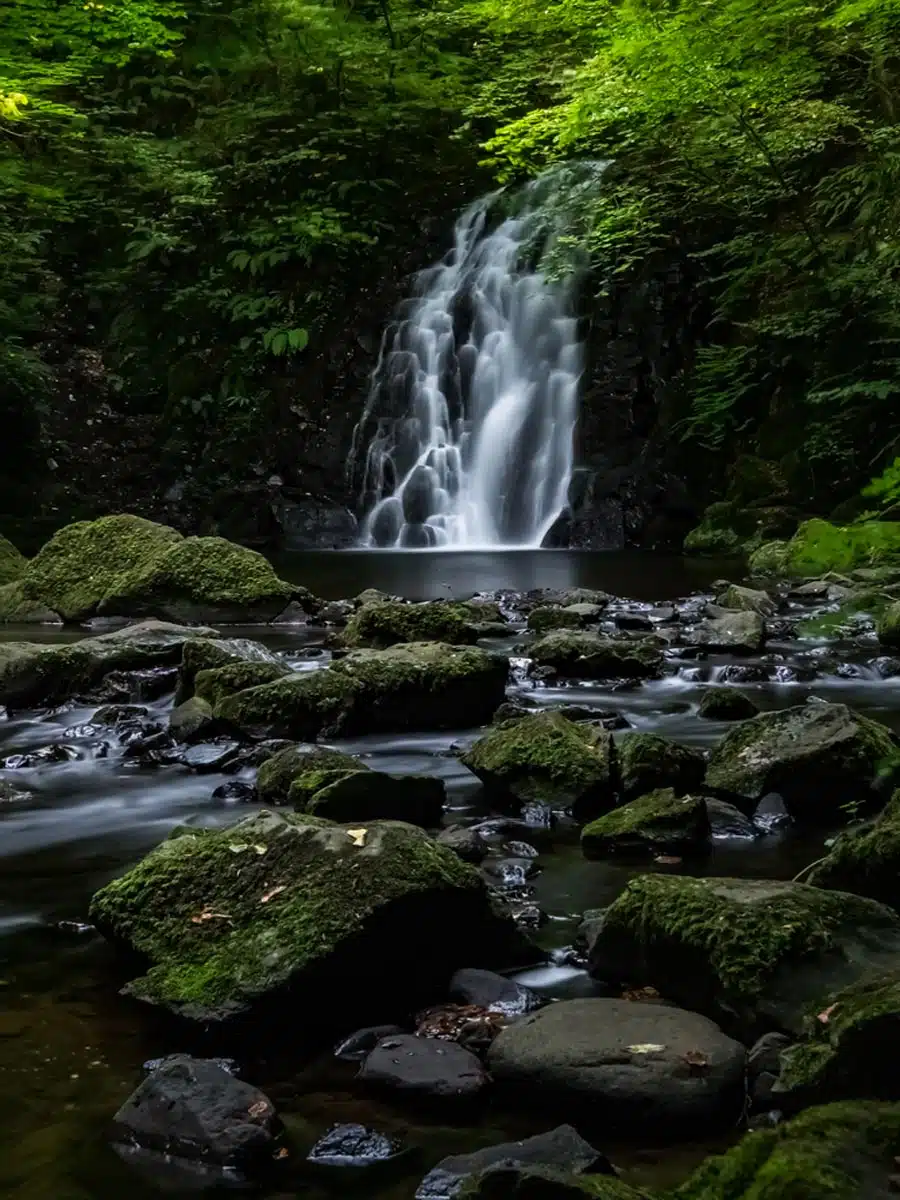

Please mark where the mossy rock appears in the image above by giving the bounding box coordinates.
[808,791,900,910]
[194,661,290,708]
[168,696,217,742]
[716,585,776,617]
[748,519,900,580]
[697,688,760,721]
[88,810,524,1025]
[675,1101,900,1200]
[460,711,615,819]
[461,1166,652,1200]
[685,611,765,654]
[581,789,711,858]
[527,605,601,634]
[215,642,509,739]
[587,874,900,1040]
[877,601,900,648]
[724,455,790,508]
[257,745,363,805]
[0,580,61,624]
[616,733,706,799]
[704,702,897,823]
[528,632,663,680]
[683,523,743,557]
[177,636,286,702]
[293,769,446,826]
[684,502,798,558]
[340,600,482,648]
[774,973,900,1108]
[0,620,216,709]
[19,514,184,621]
[0,533,27,586]
[747,540,791,576]
[98,535,297,623]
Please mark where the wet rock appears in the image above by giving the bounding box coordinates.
[4,743,78,768]
[685,611,766,655]
[752,793,792,833]
[181,742,241,773]
[307,1123,409,1170]
[487,998,746,1132]
[211,780,257,804]
[89,811,527,1025]
[697,687,760,721]
[705,701,897,823]
[718,664,769,684]
[122,729,181,766]
[461,712,615,819]
[528,631,664,680]
[214,642,510,738]
[177,637,287,703]
[415,1125,611,1200]
[334,1025,407,1062]
[616,733,706,799]
[255,744,356,804]
[747,1031,792,1112]
[92,664,181,703]
[358,1034,489,1100]
[527,605,604,634]
[194,661,291,709]
[582,789,711,858]
[340,600,483,648]
[112,1054,278,1172]
[93,703,151,727]
[0,779,33,802]
[706,798,758,840]
[587,874,900,1040]
[437,825,491,864]
[319,599,355,626]
[493,702,533,724]
[449,968,542,1017]
[650,605,677,622]
[292,768,446,827]
[612,611,653,632]
[169,697,219,743]
[457,1165,646,1199]
[808,792,900,909]
[559,706,629,730]
[716,585,777,617]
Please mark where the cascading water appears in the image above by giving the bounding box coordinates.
[349,173,588,549]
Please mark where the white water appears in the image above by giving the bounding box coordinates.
[351,182,584,548]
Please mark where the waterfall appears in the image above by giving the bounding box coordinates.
[349,176,586,549]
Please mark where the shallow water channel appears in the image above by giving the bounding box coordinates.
[2,550,898,1198]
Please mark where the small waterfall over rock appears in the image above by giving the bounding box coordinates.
[350,174,588,548]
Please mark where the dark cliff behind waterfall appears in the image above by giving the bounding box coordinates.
[6,0,900,551]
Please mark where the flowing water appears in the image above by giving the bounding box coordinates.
[2,550,899,1199]
[350,184,584,549]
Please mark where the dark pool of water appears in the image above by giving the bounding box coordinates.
[0,550,896,1199]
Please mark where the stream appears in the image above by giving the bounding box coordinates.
[2,549,898,1199]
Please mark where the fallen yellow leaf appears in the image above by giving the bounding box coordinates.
[627,1043,665,1054]
[347,827,368,847]
[260,885,286,903]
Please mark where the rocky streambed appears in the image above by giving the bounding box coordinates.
[5,521,900,1198]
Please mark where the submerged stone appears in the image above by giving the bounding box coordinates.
[581,789,711,858]
[89,811,524,1025]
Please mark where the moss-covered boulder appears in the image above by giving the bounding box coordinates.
[256,745,359,805]
[177,637,286,702]
[716,585,776,617]
[877,601,900,648]
[527,605,603,634]
[774,973,900,1108]
[88,810,525,1025]
[807,791,900,910]
[685,611,765,654]
[587,874,900,1040]
[340,600,483,648]
[748,519,900,580]
[528,632,664,680]
[0,580,61,624]
[461,1166,652,1200]
[0,620,216,708]
[697,688,760,721]
[616,733,706,799]
[168,696,218,742]
[704,702,896,823]
[0,533,27,586]
[581,790,711,858]
[215,642,509,739]
[675,1101,900,1200]
[683,502,798,558]
[194,661,290,708]
[291,769,446,826]
[460,712,615,818]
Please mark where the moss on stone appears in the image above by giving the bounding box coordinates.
[0,580,61,623]
[257,745,360,805]
[716,585,776,616]
[87,810,494,1022]
[747,540,791,576]
[675,1101,900,1200]
[194,661,290,708]
[461,1166,653,1200]
[20,514,183,621]
[684,502,798,558]
[461,711,615,816]
[590,874,900,1037]
[0,533,27,586]
[529,631,663,680]
[581,789,711,858]
[877,601,900,648]
[749,519,900,580]
[808,791,900,910]
[297,769,446,826]
[527,606,586,634]
[704,702,897,822]
[616,733,706,799]
[340,600,481,648]
[697,688,759,721]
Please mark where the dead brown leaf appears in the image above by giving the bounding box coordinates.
[654,855,682,865]
[683,1050,710,1072]
[247,1100,269,1119]
[190,910,232,924]
[621,986,660,1002]
[817,1003,838,1025]
[260,885,286,904]
[273,1147,289,1160]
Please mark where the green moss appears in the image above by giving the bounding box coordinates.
[0,533,27,585]
[684,501,798,557]
[299,770,445,826]
[461,711,615,815]
[616,733,706,799]
[0,580,61,623]
[527,606,585,633]
[340,600,480,647]
[288,767,361,806]
[592,874,900,1021]
[258,745,360,804]
[461,1166,653,1199]
[717,584,776,616]
[749,519,900,580]
[581,789,710,858]
[684,522,743,556]
[747,539,791,576]
[215,671,355,740]
[675,1101,900,1200]
[697,688,759,721]
[20,514,183,621]
[529,631,663,680]
[877,601,900,647]
[88,811,485,1020]
[725,455,790,507]
[808,791,900,909]
[194,661,289,707]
